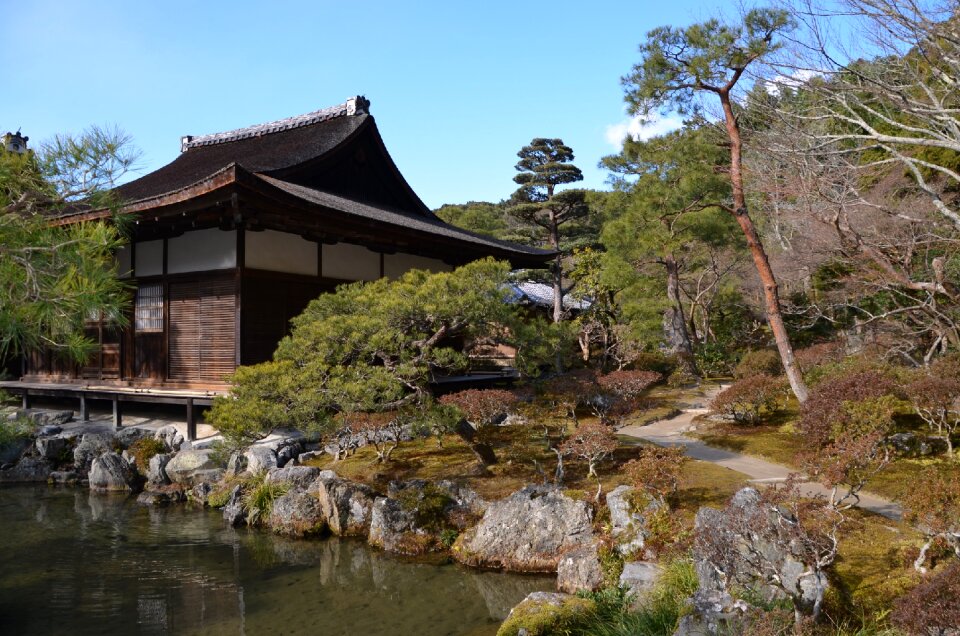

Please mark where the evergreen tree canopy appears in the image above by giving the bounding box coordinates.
[512,138,584,202]
[0,126,136,362]
[209,258,556,445]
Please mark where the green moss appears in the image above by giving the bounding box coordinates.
[496,595,597,636]
[829,509,924,623]
[127,437,167,472]
[394,482,453,531]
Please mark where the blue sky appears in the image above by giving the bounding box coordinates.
[1,0,720,209]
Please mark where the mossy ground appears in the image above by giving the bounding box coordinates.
[303,423,749,520]
[828,509,925,623]
[690,410,958,503]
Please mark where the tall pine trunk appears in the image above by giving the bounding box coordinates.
[664,254,698,375]
[720,91,808,403]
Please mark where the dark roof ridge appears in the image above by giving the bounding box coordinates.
[254,174,554,258]
[180,96,370,152]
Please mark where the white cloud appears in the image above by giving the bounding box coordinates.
[766,69,821,96]
[604,112,684,149]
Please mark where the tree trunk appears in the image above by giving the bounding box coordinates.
[547,202,565,372]
[664,254,698,375]
[719,91,808,403]
[454,419,498,466]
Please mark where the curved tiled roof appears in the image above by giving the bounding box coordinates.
[96,96,552,265]
[116,98,367,202]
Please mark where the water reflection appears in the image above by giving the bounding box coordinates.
[0,487,551,636]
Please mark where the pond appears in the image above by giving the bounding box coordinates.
[0,486,553,636]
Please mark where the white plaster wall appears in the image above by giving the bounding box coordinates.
[322,243,380,281]
[167,228,237,274]
[116,244,133,278]
[383,252,453,279]
[245,230,318,276]
[134,239,163,277]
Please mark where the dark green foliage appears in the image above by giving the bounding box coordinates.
[0,416,34,450]
[600,123,743,357]
[209,259,554,446]
[434,201,512,240]
[1,127,136,362]
[621,9,793,118]
[512,138,583,198]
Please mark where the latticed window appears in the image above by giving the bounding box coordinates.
[135,283,164,332]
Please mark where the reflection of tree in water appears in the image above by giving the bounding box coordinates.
[0,487,552,636]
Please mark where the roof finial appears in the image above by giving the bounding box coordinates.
[346,96,370,116]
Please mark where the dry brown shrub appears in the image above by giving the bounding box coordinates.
[734,349,783,379]
[710,374,786,425]
[890,561,960,636]
[438,389,518,427]
[623,446,688,502]
[794,341,843,373]
[558,421,618,480]
[797,370,898,447]
[905,366,960,458]
[901,467,960,572]
[596,369,661,399]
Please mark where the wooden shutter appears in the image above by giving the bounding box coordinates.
[169,279,236,382]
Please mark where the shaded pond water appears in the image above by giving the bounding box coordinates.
[0,486,552,635]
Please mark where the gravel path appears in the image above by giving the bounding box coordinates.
[618,384,902,520]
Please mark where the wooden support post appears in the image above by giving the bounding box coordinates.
[21,390,29,410]
[80,395,90,421]
[186,398,196,442]
[112,397,122,429]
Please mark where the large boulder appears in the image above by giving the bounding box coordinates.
[146,453,172,485]
[114,427,152,449]
[224,452,247,478]
[73,433,114,474]
[0,456,53,482]
[35,435,72,462]
[222,485,247,527]
[89,452,140,492]
[0,436,32,465]
[12,409,73,427]
[315,470,377,537]
[678,487,830,634]
[164,449,222,485]
[49,470,80,485]
[244,445,278,474]
[153,425,185,453]
[272,439,302,468]
[136,485,187,507]
[368,496,434,554]
[619,561,662,599]
[455,486,594,572]
[606,485,663,557]
[268,488,325,537]
[266,465,320,490]
[556,543,604,594]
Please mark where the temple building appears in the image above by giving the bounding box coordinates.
[6,97,549,433]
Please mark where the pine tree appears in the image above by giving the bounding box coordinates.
[508,138,589,325]
[0,126,137,363]
[621,9,809,402]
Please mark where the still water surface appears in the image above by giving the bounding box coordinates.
[0,486,552,636]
